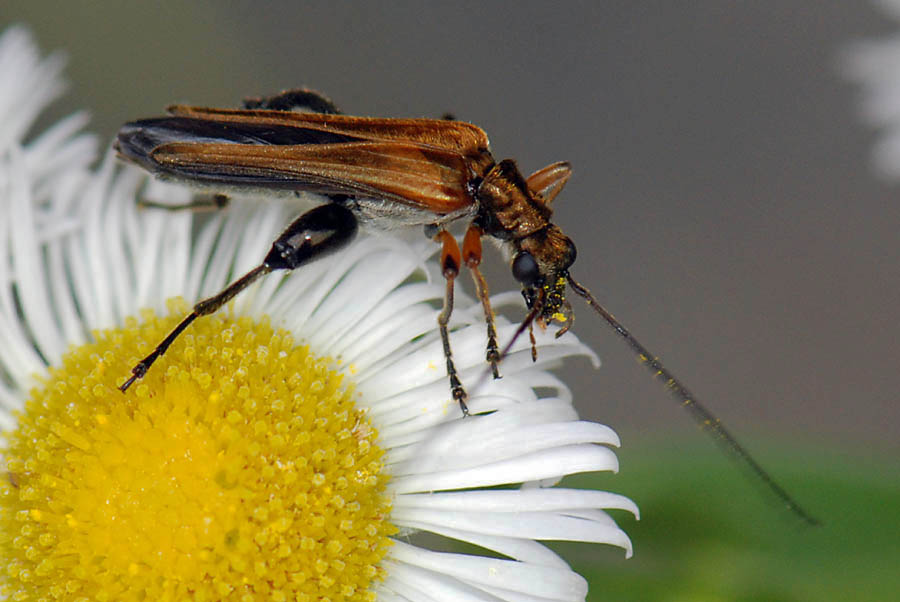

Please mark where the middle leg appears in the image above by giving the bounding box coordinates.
[433,229,469,415]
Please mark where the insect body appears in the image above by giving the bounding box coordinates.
[115,90,577,409]
[115,89,817,524]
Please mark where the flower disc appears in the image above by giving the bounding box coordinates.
[1,304,394,602]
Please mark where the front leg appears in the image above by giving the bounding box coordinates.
[137,192,230,212]
[462,224,501,379]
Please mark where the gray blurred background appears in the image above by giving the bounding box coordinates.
[4,1,897,498]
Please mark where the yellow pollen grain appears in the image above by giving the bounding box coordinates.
[1,303,395,601]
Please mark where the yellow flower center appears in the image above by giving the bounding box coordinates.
[1,301,394,602]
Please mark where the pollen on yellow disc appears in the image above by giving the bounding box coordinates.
[0,300,394,602]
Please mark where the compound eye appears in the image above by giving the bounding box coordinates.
[563,238,577,269]
[512,251,540,285]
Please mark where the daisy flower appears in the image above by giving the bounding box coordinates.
[842,0,900,178]
[0,26,637,602]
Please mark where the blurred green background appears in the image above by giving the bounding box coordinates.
[4,2,898,599]
[565,442,899,601]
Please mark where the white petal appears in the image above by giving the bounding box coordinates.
[388,540,588,601]
[388,419,618,475]
[8,146,66,361]
[0,154,50,387]
[394,508,631,553]
[388,444,618,495]
[381,398,586,453]
[0,26,67,150]
[335,283,443,366]
[381,562,499,602]
[415,527,572,568]
[395,488,639,517]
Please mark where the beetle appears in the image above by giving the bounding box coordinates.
[114,89,817,524]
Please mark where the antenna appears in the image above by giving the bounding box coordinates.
[565,274,820,525]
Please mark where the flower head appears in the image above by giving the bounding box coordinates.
[842,0,900,178]
[0,26,636,601]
